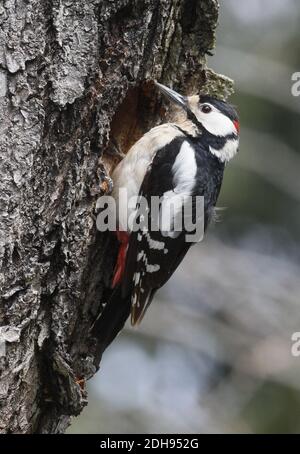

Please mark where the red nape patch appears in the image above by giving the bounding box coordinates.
[234,120,240,133]
[111,230,129,288]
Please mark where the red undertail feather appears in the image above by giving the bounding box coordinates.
[111,230,129,288]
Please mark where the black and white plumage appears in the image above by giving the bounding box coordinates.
[110,82,239,326]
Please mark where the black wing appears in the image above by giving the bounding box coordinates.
[122,137,223,325]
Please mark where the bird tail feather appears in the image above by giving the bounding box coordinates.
[91,285,131,353]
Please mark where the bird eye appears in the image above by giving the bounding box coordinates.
[201,104,212,114]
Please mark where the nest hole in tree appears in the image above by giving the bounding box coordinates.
[105,80,166,172]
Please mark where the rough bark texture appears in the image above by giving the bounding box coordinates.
[0,0,233,434]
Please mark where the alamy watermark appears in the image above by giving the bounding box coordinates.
[291,332,300,357]
[96,189,205,242]
[291,72,300,97]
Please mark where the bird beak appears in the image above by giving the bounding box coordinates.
[155,81,187,110]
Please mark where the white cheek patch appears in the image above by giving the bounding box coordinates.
[197,104,237,137]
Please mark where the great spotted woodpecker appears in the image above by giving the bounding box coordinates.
[110,82,239,326]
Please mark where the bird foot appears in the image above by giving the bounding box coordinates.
[76,377,86,390]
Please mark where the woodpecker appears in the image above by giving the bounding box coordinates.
[109,82,239,326]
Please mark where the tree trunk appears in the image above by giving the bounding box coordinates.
[0,0,232,434]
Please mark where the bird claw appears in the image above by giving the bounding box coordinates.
[76,377,86,390]
[100,176,113,195]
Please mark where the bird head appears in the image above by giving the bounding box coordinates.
[155,81,239,162]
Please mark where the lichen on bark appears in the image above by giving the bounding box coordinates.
[0,0,233,433]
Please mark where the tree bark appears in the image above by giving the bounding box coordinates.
[0,0,232,433]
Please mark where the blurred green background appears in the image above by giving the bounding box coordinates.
[68,0,300,434]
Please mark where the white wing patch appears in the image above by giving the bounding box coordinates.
[160,141,197,235]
